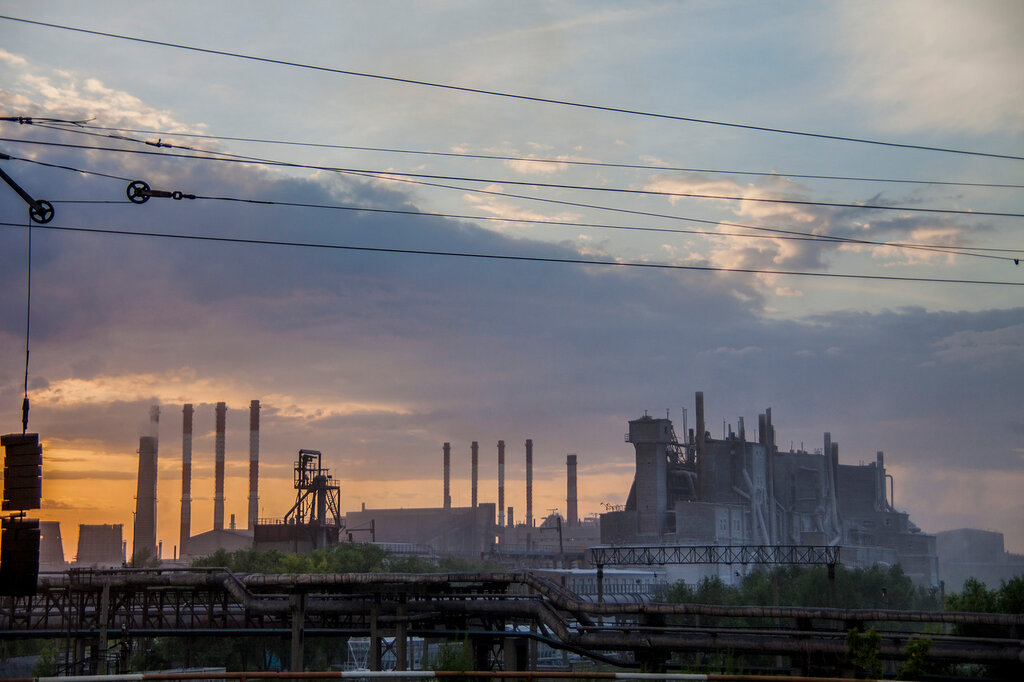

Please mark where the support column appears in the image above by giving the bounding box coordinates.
[395,595,408,671]
[370,596,381,671]
[290,593,305,672]
[97,582,110,675]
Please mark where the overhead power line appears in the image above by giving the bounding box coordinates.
[2,14,1022,162]
[24,120,1024,190]
[2,220,1020,287]
[9,150,1024,261]
[5,137,1021,219]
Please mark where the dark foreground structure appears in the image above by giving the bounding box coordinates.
[1,568,1020,676]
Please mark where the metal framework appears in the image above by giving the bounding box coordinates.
[587,544,840,568]
[1,568,1019,676]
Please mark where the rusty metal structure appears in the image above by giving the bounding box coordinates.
[253,450,342,553]
[1,569,1021,676]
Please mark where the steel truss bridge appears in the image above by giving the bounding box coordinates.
[1,569,1021,677]
[587,545,840,569]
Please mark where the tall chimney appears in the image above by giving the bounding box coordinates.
[497,440,505,527]
[525,438,534,527]
[471,441,479,508]
[566,453,578,527]
[248,400,260,529]
[180,404,193,556]
[443,442,451,509]
[695,392,706,499]
[214,402,226,532]
[132,435,158,564]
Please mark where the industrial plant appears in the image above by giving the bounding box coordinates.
[45,391,960,589]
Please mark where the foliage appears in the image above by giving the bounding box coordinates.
[30,640,58,677]
[430,637,471,674]
[190,541,502,575]
[944,575,1024,679]
[665,564,941,611]
[845,627,883,678]
[897,637,932,680]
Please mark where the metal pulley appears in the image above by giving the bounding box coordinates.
[126,180,196,203]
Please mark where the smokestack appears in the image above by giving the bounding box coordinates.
[180,404,193,556]
[566,453,578,527]
[132,435,158,564]
[471,441,479,508]
[214,402,226,532]
[525,438,534,527]
[497,441,505,527]
[695,392,706,499]
[248,400,260,529]
[443,442,451,509]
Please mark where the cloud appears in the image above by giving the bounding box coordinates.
[2,57,1022,555]
[832,1,1024,134]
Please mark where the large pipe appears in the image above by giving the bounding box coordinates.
[248,400,260,529]
[471,441,479,508]
[566,453,578,527]
[214,402,226,532]
[443,443,451,509]
[180,404,193,556]
[497,440,505,527]
[525,439,534,527]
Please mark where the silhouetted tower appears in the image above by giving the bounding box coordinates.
[497,440,505,527]
[248,400,260,529]
[132,435,158,563]
[566,453,578,526]
[180,404,192,556]
[284,449,342,549]
[525,438,534,527]
[471,441,479,508]
[214,402,226,531]
[443,442,451,509]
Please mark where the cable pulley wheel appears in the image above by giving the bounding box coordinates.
[126,180,151,204]
[28,200,53,224]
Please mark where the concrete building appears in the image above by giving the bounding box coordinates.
[936,528,1024,591]
[601,392,940,586]
[345,504,496,556]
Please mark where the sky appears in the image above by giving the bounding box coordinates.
[0,1,1022,562]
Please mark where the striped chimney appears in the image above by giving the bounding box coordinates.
[213,402,226,531]
[180,404,193,555]
[248,400,260,529]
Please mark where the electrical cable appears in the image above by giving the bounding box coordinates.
[11,149,1022,261]
[25,120,1024,190]
[22,212,31,433]
[5,136,1022,219]
[1,220,1020,287]
[2,14,1022,162]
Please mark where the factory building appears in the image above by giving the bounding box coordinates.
[601,392,940,586]
[936,528,1024,591]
